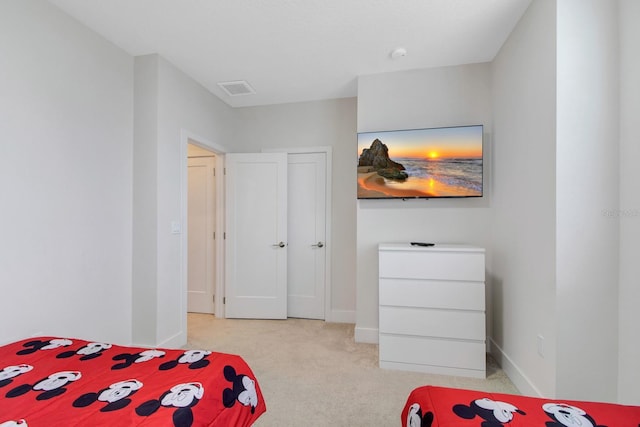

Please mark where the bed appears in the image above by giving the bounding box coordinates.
[402,385,640,427]
[0,336,266,427]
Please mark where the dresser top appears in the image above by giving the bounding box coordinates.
[378,243,485,253]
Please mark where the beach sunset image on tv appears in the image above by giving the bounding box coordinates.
[357,125,483,199]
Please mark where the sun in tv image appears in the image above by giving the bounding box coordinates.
[357,125,483,199]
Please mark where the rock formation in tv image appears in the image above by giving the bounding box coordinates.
[358,139,408,181]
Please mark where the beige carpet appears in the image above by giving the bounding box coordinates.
[187,313,519,426]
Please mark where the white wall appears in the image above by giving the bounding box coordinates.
[132,54,235,347]
[492,0,624,402]
[0,0,133,344]
[490,0,557,398]
[355,64,493,343]
[556,0,620,402]
[617,0,640,405]
[132,55,159,345]
[233,98,358,321]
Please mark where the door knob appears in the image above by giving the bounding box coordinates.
[311,241,324,248]
[272,242,286,248]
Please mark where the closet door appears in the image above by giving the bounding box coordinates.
[225,153,288,319]
[287,152,326,319]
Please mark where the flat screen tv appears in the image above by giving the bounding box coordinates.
[357,124,483,199]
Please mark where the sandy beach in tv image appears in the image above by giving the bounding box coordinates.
[357,125,483,199]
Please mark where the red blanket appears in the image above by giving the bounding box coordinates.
[402,385,640,426]
[0,337,266,426]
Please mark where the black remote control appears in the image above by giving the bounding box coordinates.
[410,242,434,247]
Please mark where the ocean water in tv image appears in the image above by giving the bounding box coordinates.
[386,157,483,197]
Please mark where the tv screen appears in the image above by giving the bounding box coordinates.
[357,125,483,199]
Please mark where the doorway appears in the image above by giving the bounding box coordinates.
[182,135,226,319]
[187,143,216,314]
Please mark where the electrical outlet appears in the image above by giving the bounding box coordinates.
[537,334,544,357]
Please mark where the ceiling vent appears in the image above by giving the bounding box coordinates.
[217,80,256,96]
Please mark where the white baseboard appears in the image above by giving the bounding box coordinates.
[328,309,356,324]
[159,331,187,349]
[354,326,378,344]
[489,337,543,397]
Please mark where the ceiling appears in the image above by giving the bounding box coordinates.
[47,0,532,108]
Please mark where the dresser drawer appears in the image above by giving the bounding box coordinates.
[379,335,486,371]
[379,306,485,340]
[379,278,484,310]
[379,249,484,281]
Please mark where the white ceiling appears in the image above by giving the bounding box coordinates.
[47,0,532,108]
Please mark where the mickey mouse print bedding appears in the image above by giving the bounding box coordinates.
[0,336,266,426]
[402,385,640,427]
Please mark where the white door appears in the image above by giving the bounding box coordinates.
[225,153,288,319]
[287,153,326,319]
[187,156,216,314]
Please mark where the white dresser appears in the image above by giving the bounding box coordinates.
[378,243,486,378]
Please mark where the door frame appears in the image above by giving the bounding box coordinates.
[180,130,227,319]
[263,146,332,321]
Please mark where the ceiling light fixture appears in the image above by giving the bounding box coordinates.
[390,47,408,59]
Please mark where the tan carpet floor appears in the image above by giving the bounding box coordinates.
[187,313,519,426]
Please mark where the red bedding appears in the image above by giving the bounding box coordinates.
[402,385,640,427]
[0,337,266,427]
